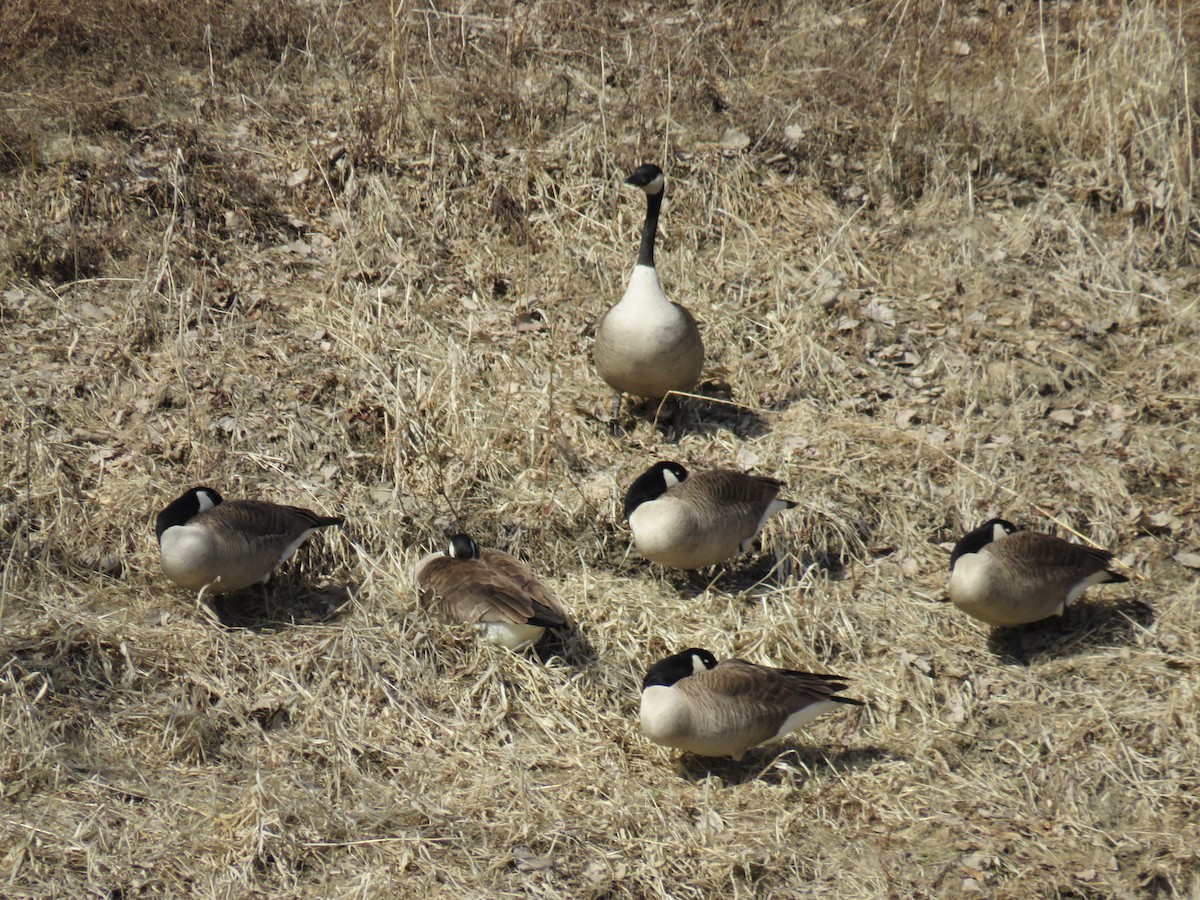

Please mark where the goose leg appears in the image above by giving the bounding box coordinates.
[1008,629,1030,667]
[669,396,686,442]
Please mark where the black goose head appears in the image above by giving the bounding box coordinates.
[625,163,665,195]
[155,486,223,544]
[447,533,481,561]
[622,461,689,520]
[949,518,1018,570]
[642,648,719,690]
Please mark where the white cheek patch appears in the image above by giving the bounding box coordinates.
[647,173,665,194]
[992,522,1009,542]
[690,654,709,676]
[196,491,218,514]
[663,469,682,489]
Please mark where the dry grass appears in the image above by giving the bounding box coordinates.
[1,0,1198,896]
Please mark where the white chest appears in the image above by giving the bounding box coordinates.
[159,526,221,589]
[948,552,993,604]
[604,267,690,343]
[639,685,691,746]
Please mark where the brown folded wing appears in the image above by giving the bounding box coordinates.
[420,551,566,627]
[994,531,1116,578]
[682,660,853,749]
[673,471,785,535]
[479,549,568,624]
[204,500,343,540]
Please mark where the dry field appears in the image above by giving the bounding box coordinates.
[1,1,1198,896]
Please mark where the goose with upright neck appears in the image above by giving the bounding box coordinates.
[594,164,704,417]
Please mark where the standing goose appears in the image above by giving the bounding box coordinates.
[640,648,863,760]
[949,518,1129,627]
[593,163,704,417]
[156,487,344,593]
[623,461,795,569]
[415,533,568,650]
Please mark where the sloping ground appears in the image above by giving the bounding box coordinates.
[1,1,1198,896]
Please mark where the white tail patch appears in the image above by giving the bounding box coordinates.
[1065,569,1115,606]
[757,497,793,531]
[744,497,795,550]
[770,700,842,743]
[477,622,545,651]
[275,527,318,570]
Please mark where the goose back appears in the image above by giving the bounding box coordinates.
[416,543,567,649]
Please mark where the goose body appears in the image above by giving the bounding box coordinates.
[156,487,344,593]
[623,461,795,569]
[640,649,862,760]
[594,164,704,404]
[415,534,568,650]
[949,518,1129,627]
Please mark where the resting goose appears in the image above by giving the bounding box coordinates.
[623,461,795,569]
[949,518,1129,627]
[640,648,863,760]
[415,533,568,650]
[156,487,343,593]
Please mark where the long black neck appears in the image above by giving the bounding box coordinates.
[637,189,663,268]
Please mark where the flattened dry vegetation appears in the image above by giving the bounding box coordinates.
[1,1,1198,896]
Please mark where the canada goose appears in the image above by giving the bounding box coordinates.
[593,163,704,416]
[156,487,344,593]
[415,533,568,650]
[640,648,863,760]
[949,518,1130,627]
[623,461,796,569]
